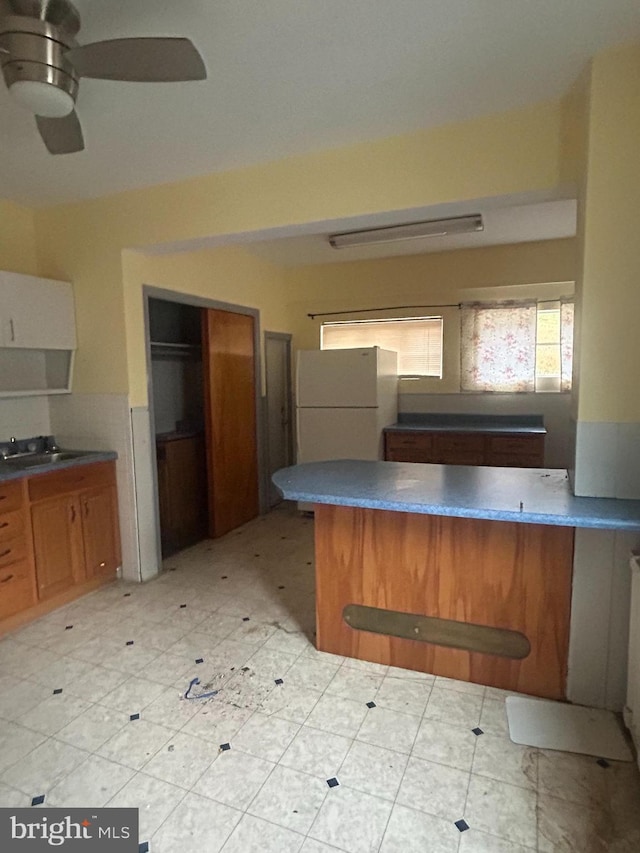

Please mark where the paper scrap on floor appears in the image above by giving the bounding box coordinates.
[506,695,634,761]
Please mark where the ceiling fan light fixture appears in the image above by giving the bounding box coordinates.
[9,78,74,116]
[328,214,484,249]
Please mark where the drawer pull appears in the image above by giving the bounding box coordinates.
[99,561,106,568]
[0,548,11,558]
[0,573,13,584]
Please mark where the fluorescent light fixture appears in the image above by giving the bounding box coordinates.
[328,214,483,249]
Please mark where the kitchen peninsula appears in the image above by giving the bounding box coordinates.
[272,460,640,700]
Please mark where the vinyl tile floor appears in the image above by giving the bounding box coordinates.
[1,503,639,852]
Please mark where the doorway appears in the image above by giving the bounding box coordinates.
[265,332,293,506]
[144,289,263,561]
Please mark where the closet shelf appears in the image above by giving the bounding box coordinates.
[150,341,202,358]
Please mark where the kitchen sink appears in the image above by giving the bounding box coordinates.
[0,450,90,469]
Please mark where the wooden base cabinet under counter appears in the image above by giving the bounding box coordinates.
[30,461,121,600]
[0,479,37,621]
[0,459,121,636]
[385,429,545,467]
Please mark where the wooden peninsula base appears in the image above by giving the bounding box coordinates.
[314,504,574,700]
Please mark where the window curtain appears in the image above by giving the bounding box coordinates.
[460,302,537,392]
[560,300,574,392]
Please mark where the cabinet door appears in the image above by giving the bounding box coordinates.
[80,486,120,578]
[0,272,76,349]
[31,496,82,600]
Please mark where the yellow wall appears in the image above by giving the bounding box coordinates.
[577,42,640,422]
[287,238,576,392]
[122,246,290,405]
[0,199,38,275]
[33,97,564,398]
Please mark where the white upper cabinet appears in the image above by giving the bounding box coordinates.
[0,271,76,396]
[0,272,76,350]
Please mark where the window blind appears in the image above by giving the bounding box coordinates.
[321,317,443,377]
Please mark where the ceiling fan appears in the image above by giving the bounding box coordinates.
[0,0,207,154]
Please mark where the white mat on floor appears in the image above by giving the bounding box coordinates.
[506,696,633,761]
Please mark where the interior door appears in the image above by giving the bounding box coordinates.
[265,333,293,507]
[203,308,259,537]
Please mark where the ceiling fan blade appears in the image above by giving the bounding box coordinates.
[65,37,206,82]
[36,110,84,154]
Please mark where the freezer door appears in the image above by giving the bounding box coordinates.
[297,407,382,462]
[297,348,381,407]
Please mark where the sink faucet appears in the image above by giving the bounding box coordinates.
[1,437,18,460]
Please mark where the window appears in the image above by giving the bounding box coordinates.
[460,301,574,392]
[321,317,443,377]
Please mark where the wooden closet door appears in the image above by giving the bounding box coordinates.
[203,308,259,537]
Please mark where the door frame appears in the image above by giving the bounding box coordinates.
[142,286,266,568]
[264,331,294,505]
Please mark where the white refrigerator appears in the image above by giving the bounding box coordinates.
[296,347,398,466]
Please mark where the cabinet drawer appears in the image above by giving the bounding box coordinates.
[435,433,485,454]
[0,559,36,619]
[29,462,115,502]
[385,432,435,463]
[0,479,24,513]
[385,432,433,450]
[0,536,29,569]
[489,435,544,456]
[437,451,486,466]
[0,509,26,543]
[487,452,543,469]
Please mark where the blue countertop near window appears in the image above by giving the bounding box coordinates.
[385,413,547,434]
[272,459,640,531]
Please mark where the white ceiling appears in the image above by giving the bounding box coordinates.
[1,0,640,208]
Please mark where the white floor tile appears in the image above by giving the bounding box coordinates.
[280,725,352,780]
[472,733,537,790]
[412,718,477,771]
[0,782,31,807]
[248,764,327,834]
[338,739,407,801]
[305,693,368,738]
[0,721,47,772]
[326,668,384,703]
[221,813,304,853]
[98,719,174,769]
[1,738,88,796]
[380,802,460,853]
[374,673,432,716]
[46,754,134,807]
[287,657,341,692]
[464,774,538,849]
[397,756,469,820]
[151,791,241,853]
[309,784,393,853]
[52,704,128,752]
[258,682,322,724]
[99,675,167,714]
[424,687,483,728]
[193,749,275,809]
[356,705,420,754]
[107,771,186,840]
[20,691,91,736]
[0,678,49,722]
[232,712,300,762]
[142,731,218,789]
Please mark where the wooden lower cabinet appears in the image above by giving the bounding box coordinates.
[31,495,81,600]
[0,478,37,620]
[385,429,545,467]
[156,434,207,556]
[81,486,121,579]
[0,460,121,633]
